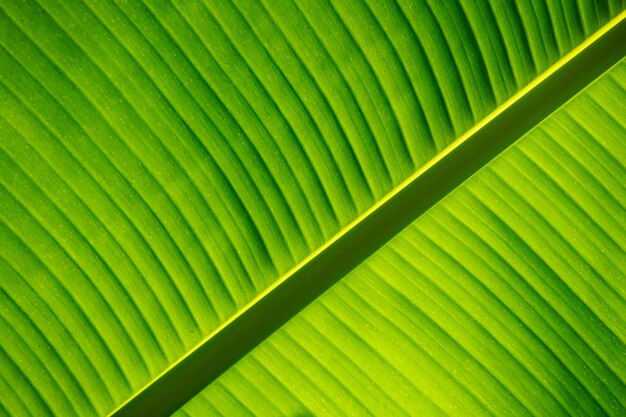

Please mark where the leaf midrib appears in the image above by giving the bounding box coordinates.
[111,11,626,417]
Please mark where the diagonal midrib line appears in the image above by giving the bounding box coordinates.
[111,11,626,417]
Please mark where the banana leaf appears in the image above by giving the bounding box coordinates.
[1,1,624,416]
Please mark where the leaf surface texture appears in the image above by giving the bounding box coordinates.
[0,0,624,416]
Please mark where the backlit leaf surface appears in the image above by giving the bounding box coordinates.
[0,1,624,416]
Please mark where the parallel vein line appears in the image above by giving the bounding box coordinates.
[0,71,188,352]
[434,205,606,415]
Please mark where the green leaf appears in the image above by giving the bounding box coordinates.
[0,1,624,416]
[177,58,626,417]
